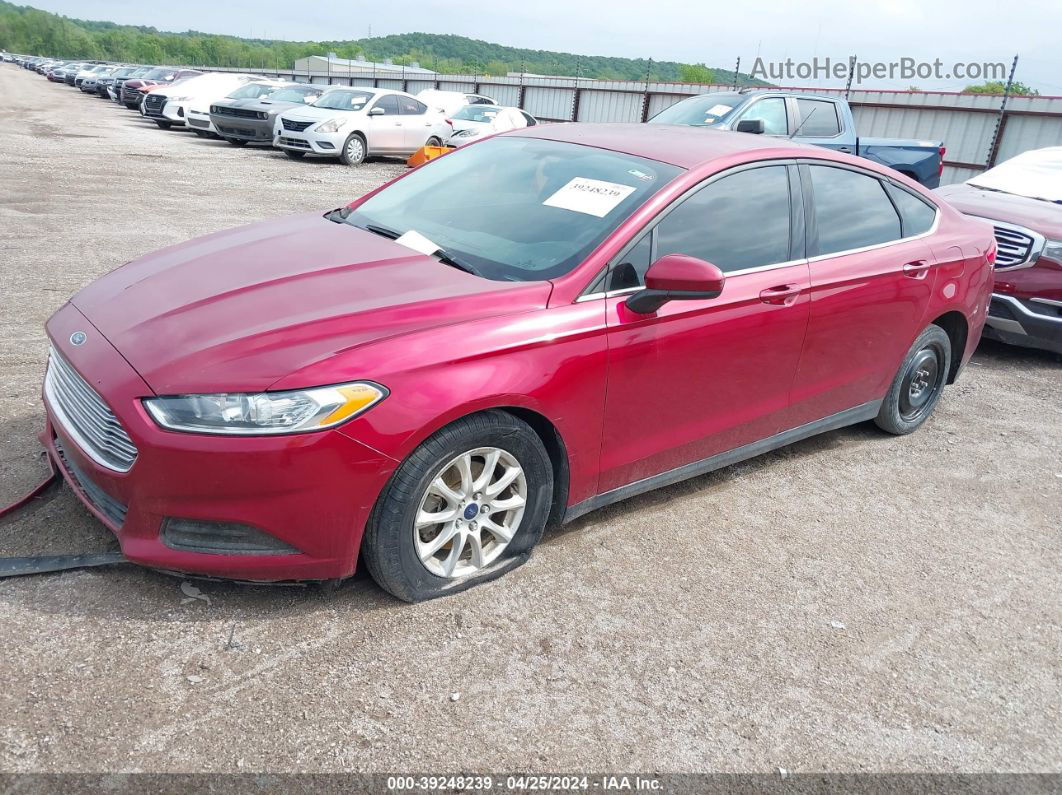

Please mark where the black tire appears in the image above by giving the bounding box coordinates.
[226,138,248,146]
[875,324,951,435]
[192,129,208,137]
[123,103,138,110]
[155,120,171,129]
[425,136,443,147]
[362,410,554,602]
[339,133,367,166]
[283,149,305,160]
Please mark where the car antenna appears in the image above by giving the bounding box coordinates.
[788,107,817,139]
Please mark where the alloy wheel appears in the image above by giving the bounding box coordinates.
[413,447,527,579]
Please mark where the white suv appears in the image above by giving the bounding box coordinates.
[274,88,441,165]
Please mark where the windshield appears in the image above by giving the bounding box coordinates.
[312,90,374,111]
[649,93,745,126]
[332,137,682,281]
[143,68,175,80]
[268,87,319,103]
[452,105,501,123]
[112,67,135,78]
[227,82,277,99]
[967,147,1062,204]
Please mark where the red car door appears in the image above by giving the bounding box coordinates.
[787,162,940,426]
[597,163,811,493]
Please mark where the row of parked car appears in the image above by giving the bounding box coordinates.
[16,55,540,166]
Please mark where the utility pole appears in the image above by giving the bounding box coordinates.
[986,54,1019,168]
[844,54,857,99]
[732,56,740,89]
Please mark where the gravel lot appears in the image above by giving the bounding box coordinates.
[1,66,1060,775]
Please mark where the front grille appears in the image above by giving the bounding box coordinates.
[281,118,313,132]
[993,224,1037,268]
[162,518,300,556]
[213,105,265,119]
[54,437,128,527]
[188,117,209,128]
[44,348,138,472]
[144,93,166,113]
[279,136,311,149]
[217,124,258,137]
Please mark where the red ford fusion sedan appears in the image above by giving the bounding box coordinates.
[42,123,995,601]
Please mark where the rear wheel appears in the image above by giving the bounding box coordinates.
[361,411,554,602]
[875,325,951,435]
[283,149,305,160]
[339,133,366,166]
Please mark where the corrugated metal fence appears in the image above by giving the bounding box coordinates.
[200,66,1062,185]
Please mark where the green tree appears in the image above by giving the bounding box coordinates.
[962,80,1039,97]
[679,63,714,84]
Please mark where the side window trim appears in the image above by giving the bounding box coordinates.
[798,159,940,260]
[578,159,804,301]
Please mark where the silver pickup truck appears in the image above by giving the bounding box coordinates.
[650,90,945,188]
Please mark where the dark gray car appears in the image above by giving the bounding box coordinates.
[209,84,325,146]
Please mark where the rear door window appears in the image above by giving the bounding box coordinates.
[372,94,400,115]
[398,96,428,115]
[809,165,901,254]
[795,99,841,137]
[884,183,938,237]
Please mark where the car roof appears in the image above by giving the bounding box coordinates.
[508,122,815,168]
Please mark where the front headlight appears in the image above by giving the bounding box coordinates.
[1042,239,1062,263]
[315,118,342,133]
[144,382,387,435]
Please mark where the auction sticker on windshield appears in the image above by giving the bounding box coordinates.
[543,177,637,218]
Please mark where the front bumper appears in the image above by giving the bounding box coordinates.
[161,101,187,123]
[186,110,218,134]
[984,293,1062,354]
[42,303,399,581]
[211,115,274,142]
[273,128,343,156]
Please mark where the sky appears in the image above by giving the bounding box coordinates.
[25,0,1062,94]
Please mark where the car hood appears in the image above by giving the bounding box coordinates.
[280,105,360,122]
[212,97,307,115]
[936,183,1062,240]
[69,212,552,394]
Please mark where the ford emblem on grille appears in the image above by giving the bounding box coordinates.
[70,331,87,346]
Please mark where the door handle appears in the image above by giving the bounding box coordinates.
[759,284,802,305]
[902,260,931,280]
[837,146,852,153]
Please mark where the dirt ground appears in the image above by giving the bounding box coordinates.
[0,65,1060,776]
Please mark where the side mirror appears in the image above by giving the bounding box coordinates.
[626,255,725,314]
[368,107,385,116]
[735,118,765,134]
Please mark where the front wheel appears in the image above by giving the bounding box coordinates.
[283,149,305,160]
[361,410,554,602]
[226,138,248,146]
[875,325,951,435]
[339,133,366,166]
[155,120,171,129]
[425,136,442,147]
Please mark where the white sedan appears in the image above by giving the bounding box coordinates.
[273,88,442,165]
[440,105,537,147]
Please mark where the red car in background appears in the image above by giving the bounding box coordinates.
[42,124,994,601]
[119,67,201,109]
[937,147,1062,355]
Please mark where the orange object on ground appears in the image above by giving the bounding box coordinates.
[406,146,451,168]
